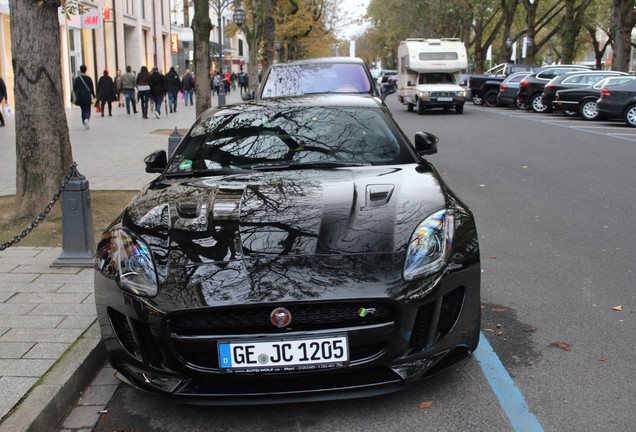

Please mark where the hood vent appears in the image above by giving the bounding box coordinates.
[363,184,394,209]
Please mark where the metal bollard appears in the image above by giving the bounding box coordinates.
[53,166,95,267]
[168,127,182,157]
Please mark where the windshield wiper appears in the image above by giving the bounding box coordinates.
[250,161,370,171]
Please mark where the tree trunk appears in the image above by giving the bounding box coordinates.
[192,0,212,117]
[611,0,636,71]
[9,0,73,219]
[261,0,276,74]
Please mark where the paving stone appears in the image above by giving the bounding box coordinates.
[29,303,97,317]
[34,270,93,284]
[91,366,120,386]
[0,396,19,420]
[9,265,82,274]
[6,292,90,304]
[57,316,96,329]
[0,292,13,302]
[61,405,103,430]
[56,283,93,293]
[82,293,95,304]
[0,358,55,377]
[0,342,34,359]
[77,384,119,406]
[0,263,18,273]
[24,342,70,359]
[0,282,61,293]
[1,273,40,283]
[0,303,37,315]
[0,248,39,258]
[0,315,65,329]
[0,328,84,343]
[0,376,38,399]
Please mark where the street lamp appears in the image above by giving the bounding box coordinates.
[211,0,244,106]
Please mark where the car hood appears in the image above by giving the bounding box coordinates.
[123,165,447,260]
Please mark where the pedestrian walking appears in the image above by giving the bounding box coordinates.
[149,67,166,118]
[165,66,181,113]
[136,66,151,119]
[238,72,248,95]
[96,70,117,117]
[231,72,237,92]
[114,69,123,107]
[181,69,195,106]
[212,72,221,96]
[0,76,7,127]
[121,65,138,115]
[73,65,96,129]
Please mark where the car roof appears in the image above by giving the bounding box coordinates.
[269,57,367,67]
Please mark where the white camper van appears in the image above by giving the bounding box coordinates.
[397,38,468,114]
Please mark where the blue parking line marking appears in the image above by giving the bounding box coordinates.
[474,333,544,432]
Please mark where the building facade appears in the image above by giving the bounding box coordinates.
[0,0,248,109]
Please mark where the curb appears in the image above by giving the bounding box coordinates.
[0,321,106,432]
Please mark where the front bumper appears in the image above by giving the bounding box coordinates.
[418,96,465,108]
[95,260,480,404]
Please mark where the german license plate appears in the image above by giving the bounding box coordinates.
[218,336,349,372]
[437,97,453,102]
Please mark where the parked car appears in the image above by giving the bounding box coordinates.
[517,65,591,113]
[540,70,627,111]
[376,70,398,85]
[553,76,636,120]
[245,57,395,102]
[94,94,481,404]
[468,63,536,105]
[497,72,531,108]
[597,79,636,126]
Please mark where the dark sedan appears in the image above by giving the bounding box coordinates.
[540,70,627,111]
[553,76,636,120]
[497,72,531,108]
[517,65,590,113]
[94,94,481,404]
[597,79,636,127]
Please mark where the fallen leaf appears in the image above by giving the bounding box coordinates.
[483,328,495,333]
[597,356,609,362]
[496,323,503,328]
[550,342,571,351]
[612,305,622,311]
[488,256,498,260]
[523,326,537,333]
[496,331,504,336]
[419,401,433,409]
[491,307,507,313]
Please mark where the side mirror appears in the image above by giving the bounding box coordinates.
[414,131,438,158]
[241,89,255,101]
[380,83,397,101]
[407,81,413,86]
[144,150,167,173]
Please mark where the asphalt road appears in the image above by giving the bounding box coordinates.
[91,99,636,431]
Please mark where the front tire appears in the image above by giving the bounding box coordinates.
[417,100,426,115]
[471,94,483,105]
[531,94,549,113]
[455,105,464,114]
[623,104,636,127]
[407,103,414,112]
[579,99,599,121]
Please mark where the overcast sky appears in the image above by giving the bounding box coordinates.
[336,0,370,40]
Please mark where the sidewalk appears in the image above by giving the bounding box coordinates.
[0,90,244,430]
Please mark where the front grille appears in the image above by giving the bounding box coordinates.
[108,307,164,367]
[409,286,465,352]
[437,287,465,338]
[165,302,397,371]
[109,308,137,356]
[409,303,434,351]
[134,321,164,368]
[431,92,456,97]
[167,302,394,335]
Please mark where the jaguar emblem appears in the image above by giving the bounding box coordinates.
[270,307,292,328]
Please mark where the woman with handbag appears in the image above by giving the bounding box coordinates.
[73,65,96,129]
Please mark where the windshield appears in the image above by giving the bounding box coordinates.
[260,63,373,97]
[166,105,412,175]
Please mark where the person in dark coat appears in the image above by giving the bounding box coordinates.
[0,76,7,127]
[136,66,151,119]
[149,67,166,118]
[96,70,117,117]
[181,69,195,106]
[73,65,96,129]
[165,66,181,113]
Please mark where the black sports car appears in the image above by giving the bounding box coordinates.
[94,94,481,404]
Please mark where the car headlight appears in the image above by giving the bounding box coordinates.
[96,228,159,297]
[403,209,454,281]
[458,90,466,97]
[419,91,430,97]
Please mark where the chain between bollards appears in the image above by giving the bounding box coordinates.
[0,162,78,252]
